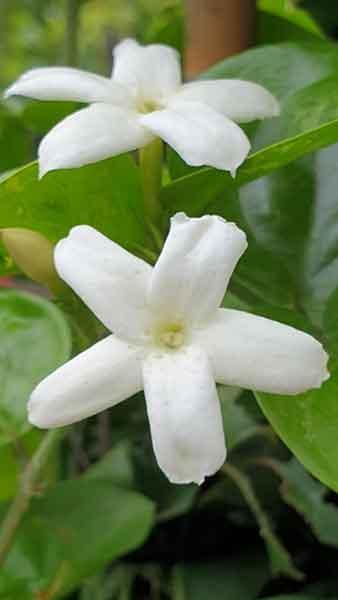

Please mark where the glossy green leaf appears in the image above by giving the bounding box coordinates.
[0,477,155,598]
[164,176,295,311]
[258,0,325,44]
[172,550,268,600]
[162,117,338,215]
[166,130,338,496]
[0,104,30,172]
[219,141,338,492]
[281,77,338,137]
[256,361,338,493]
[304,0,338,35]
[204,41,338,103]
[0,290,71,445]
[164,40,338,214]
[239,144,338,326]
[0,155,152,258]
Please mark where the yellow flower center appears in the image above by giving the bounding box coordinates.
[155,322,185,349]
[138,99,160,114]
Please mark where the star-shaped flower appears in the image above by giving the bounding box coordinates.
[5,39,279,177]
[29,214,329,485]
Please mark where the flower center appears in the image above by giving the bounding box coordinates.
[138,99,160,114]
[155,322,185,349]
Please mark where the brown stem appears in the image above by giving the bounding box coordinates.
[184,0,256,78]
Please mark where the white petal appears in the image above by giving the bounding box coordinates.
[55,225,152,342]
[173,80,280,123]
[112,38,181,103]
[38,103,153,176]
[148,212,247,326]
[140,101,250,173]
[29,335,144,428]
[143,345,226,484]
[195,308,329,394]
[5,67,131,105]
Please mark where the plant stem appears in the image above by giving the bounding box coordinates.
[222,462,303,580]
[0,428,65,567]
[139,139,165,250]
[222,462,270,530]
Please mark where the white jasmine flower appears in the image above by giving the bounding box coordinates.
[5,39,279,177]
[29,214,329,485]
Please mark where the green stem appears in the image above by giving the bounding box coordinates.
[139,139,164,250]
[222,462,303,580]
[0,428,65,567]
[222,462,271,531]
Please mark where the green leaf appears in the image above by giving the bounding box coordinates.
[85,442,134,490]
[85,393,198,522]
[162,118,338,217]
[0,290,71,445]
[0,429,57,502]
[323,287,338,355]
[21,99,80,134]
[164,178,295,310]
[0,155,152,258]
[269,459,338,547]
[203,41,338,105]
[238,144,338,326]
[302,579,338,598]
[79,565,133,600]
[132,433,197,522]
[166,135,338,502]
[164,41,338,213]
[0,104,31,172]
[281,77,338,136]
[172,550,269,600]
[212,137,338,494]
[263,596,324,600]
[256,361,338,494]
[304,0,338,35]
[219,386,258,451]
[0,477,155,598]
[257,0,325,44]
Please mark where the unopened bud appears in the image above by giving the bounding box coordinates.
[1,228,63,295]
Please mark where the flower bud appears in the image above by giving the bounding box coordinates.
[1,228,63,295]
